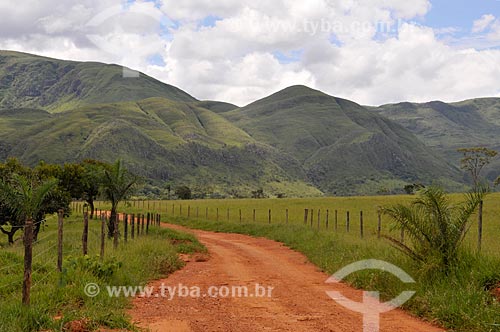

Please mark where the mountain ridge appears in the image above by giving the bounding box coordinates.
[2,50,496,196]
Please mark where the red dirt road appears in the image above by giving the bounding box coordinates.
[130,225,443,332]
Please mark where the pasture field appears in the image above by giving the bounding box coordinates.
[89,192,500,258]
[0,214,204,332]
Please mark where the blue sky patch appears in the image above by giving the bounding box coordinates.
[147,53,166,66]
[422,0,499,36]
[273,50,304,64]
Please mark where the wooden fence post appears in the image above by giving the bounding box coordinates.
[304,209,309,225]
[478,200,483,252]
[131,214,135,240]
[58,210,64,272]
[239,209,242,223]
[83,211,89,255]
[253,209,256,222]
[141,214,145,235]
[146,213,150,234]
[216,208,219,221]
[100,215,105,259]
[310,209,314,227]
[286,209,289,224]
[22,219,33,306]
[268,209,271,224]
[137,214,141,237]
[124,214,128,243]
[377,211,382,239]
[137,214,141,235]
[317,209,321,229]
[113,214,119,249]
[346,211,350,232]
[360,211,364,239]
[335,210,338,231]
[326,209,329,229]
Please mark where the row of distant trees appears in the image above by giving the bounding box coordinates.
[0,158,137,244]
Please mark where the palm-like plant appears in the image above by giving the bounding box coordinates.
[382,187,484,270]
[0,174,58,242]
[101,160,137,238]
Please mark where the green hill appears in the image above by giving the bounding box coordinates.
[0,97,319,197]
[0,51,478,196]
[0,51,196,112]
[223,86,464,194]
[374,98,500,181]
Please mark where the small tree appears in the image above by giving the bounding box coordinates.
[403,183,425,195]
[175,186,192,200]
[101,160,137,238]
[80,160,110,219]
[1,159,69,243]
[382,187,484,271]
[33,187,71,241]
[251,188,265,199]
[0,174,58,243]
[0,203,23,245]
[458,147,497,252]
[458,147,497,188]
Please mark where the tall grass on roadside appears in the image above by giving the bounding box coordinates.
[167,217,500,332]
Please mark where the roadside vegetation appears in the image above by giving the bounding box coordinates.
[0,214,204,331]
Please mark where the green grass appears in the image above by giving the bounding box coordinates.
[0,213,205,332]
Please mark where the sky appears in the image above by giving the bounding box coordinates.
[0,0,499,106]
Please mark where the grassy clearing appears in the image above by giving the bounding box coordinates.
[165,217,500,332]
[0,213,205,332]
[90,192,500,258]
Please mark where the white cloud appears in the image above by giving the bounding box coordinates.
[0,0,499,107]
[472,14,496,33]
